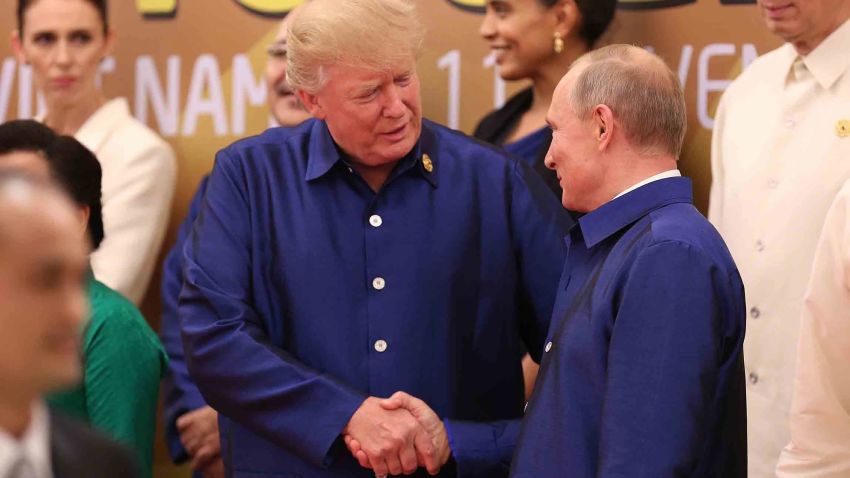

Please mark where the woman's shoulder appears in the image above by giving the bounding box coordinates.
[86,279,165,356]
[93,98,174,156]
[473,87,534,142]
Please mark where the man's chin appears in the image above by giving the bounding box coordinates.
[40,362,82,391]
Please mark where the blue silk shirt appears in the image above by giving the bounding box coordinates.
[178,118,571,478]
[510,178,747,478]
[160,174,209,469]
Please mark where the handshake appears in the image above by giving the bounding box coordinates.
[343,392,452,477]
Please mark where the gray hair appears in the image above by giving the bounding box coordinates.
[569,44,686,157]
[287,0,425,94]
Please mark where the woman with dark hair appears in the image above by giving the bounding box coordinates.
[11,0,176,305]
[475,0,617,197]
[0,119,167,478]
[476,0,616,399]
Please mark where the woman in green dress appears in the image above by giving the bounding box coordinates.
[0,119,167,478]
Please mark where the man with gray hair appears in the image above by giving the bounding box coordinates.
[509,44,747,478]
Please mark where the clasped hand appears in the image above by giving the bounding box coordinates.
[343,392,451,476]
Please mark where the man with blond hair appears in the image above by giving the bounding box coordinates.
[177,0,570,477]
[709,0,850,474]
[510,45,747,478]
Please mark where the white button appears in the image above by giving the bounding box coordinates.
[785,118,796,129]
[545,341,553,353]
[347,166,354,173]
[523,402,528,413]
[374,339,388,352]
[748,372,759,385]
[369,215,383,227]
[750,307,761,319]
[767,179,778,189]
[372,277,385,290]
[755,240,765,252]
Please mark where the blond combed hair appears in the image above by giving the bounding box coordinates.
[569,44,687,158]
[287,0,425,94]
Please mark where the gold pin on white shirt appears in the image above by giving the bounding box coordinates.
[837,120,850,138]
[422,154,434,173]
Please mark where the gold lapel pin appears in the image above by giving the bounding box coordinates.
[422,154,434,173]
[837,120,850,138]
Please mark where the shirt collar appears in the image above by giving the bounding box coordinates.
[0,401,53,478]
[612,169,681,200]
[304,119,439,188]
[796,18,850,90]
[576,176,693,249]
[74,98,128,154]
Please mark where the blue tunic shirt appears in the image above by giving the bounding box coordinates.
[160,174,209,467]
[503,127,549,171]
[510,177,747,478]
[178,118,571,478]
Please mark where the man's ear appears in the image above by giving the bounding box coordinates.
[11,30,26,65]
[592,104,615,151]
[296,89,326,119]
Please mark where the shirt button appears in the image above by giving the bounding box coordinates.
[785,118,796,129]
[748,372,759,385]
[347,166,354,173]
[767,179,778,189]
[750,307,761,319]
[372,277,385,290]
[755,240,765,252]
[545,341,553,353]
[369,214,383,228]
[523,402,528,413]
[374,339,388,352]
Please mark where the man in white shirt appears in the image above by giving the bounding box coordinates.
[775,180,850,477]
[0,170,136,478]
[709,0,850,475]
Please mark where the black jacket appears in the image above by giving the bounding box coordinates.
[473,87,561,198]
[50,412,138,478]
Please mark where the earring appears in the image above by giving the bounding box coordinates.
[553,32,564,54]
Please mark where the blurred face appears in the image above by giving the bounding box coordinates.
[544,70,603,212]
[265,10,311,127]
[0,151,51,178]
[12,0,113,108]
[480,0,563,80]
[0,149,93,248]
[0,189,89,400]
[300,62,422,166]
[756,0,850,54]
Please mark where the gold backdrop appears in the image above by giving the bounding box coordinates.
[0,0,779,475]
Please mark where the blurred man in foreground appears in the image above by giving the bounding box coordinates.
[0,172,137,478]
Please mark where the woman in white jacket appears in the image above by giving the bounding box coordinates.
[12,0,176,304]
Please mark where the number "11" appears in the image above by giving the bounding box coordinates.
[437,50,506,130]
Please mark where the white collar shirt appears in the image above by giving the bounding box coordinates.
[776,180,850,477]
[0,402,52,478]
[612,169,681,200]
[709,17,850,477]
